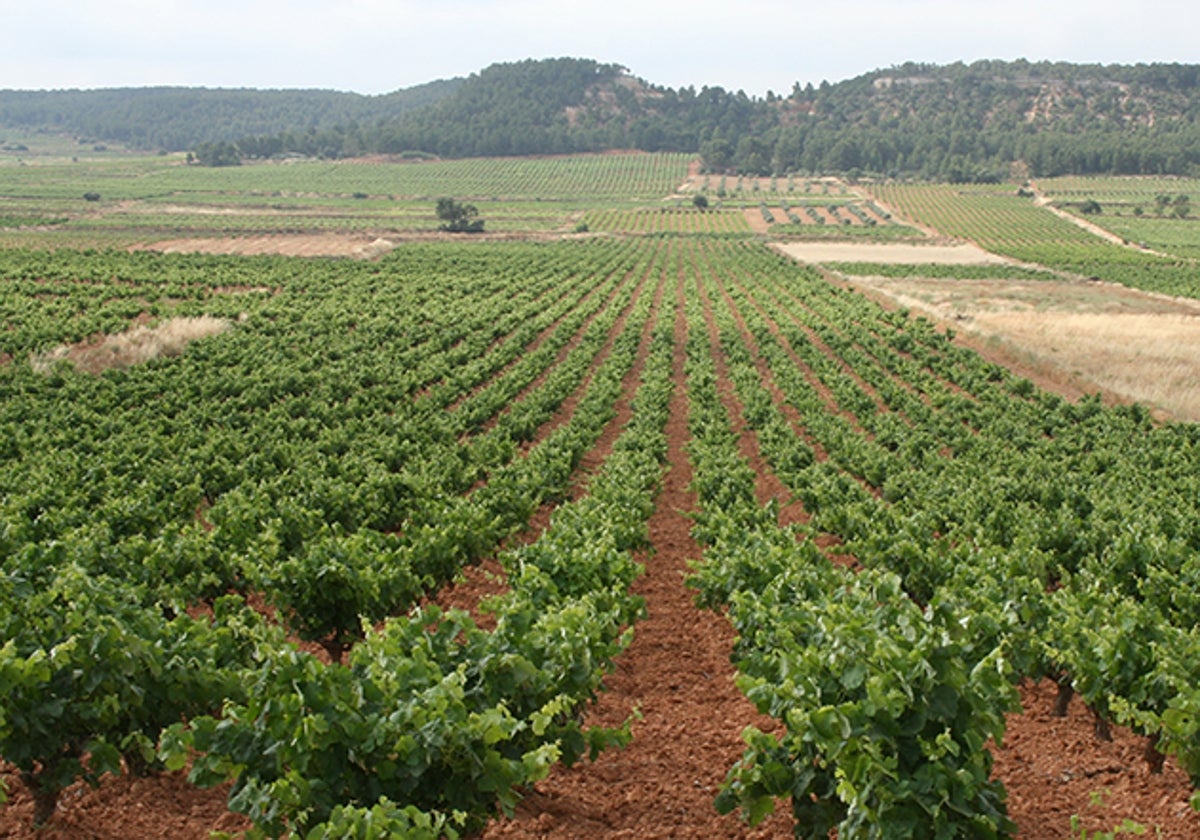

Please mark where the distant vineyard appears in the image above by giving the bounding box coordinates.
[694,175,851,198]
[1035,176,1200,206]
[584,206,751,235]
[149,153,695,201]
[869,182,1200,298]
[1032,177,1200,261]
[0,152,696,246]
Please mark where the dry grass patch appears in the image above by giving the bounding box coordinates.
[974,311,1200,420]
[135,234,397,259]
[843,273,1200,422]
[31,315,234,375]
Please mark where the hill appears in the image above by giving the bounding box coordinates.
[4,58,1200,178]
[0,79,461,152]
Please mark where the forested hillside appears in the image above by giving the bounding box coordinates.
[760,60,1200,180]
[0,79,460,152]
[5,58,1200,178]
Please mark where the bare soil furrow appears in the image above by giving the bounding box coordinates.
[482,253,792,840]
[434,266,668,624]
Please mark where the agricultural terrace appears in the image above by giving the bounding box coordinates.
[1035,176,1200,208]
[583,205,752,236]
[1029,176,1200,261]
[681,173,855,199]
[2,223,1200,838]
[868,182,1200,299]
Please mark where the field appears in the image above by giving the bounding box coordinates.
[2,147,1200,839]
[0,146,694,249]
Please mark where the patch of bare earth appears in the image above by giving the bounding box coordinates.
[0,768,250,839]
[742,208,771,235]
[996,680,1200,838]
[776,240,1006,265]
[132,230,600,259]
[134,234,398,259]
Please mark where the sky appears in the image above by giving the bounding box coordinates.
[4,0,1199,96]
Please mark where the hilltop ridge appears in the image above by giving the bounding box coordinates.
[3,57,1200,178]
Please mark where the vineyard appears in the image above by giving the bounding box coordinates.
[583,206,751,236]
[0,152,694,247]
[1023,178,1200,262]
[867,182,1200,300]
[2,142,1200,837]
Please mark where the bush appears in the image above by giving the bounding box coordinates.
[436,198,485,233]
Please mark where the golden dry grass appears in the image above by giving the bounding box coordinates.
[32,315,233,375]
[842,274,1200,422]
[973,311,1200,420]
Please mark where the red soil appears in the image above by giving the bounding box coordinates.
[481,271,793,840]
[2,265,1197,839]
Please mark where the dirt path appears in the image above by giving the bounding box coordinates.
[1028,185,1171,257]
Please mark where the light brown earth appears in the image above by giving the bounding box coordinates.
[132,234,399,258]
[777,240,1008,264]
[742,207,772,235]
[130,231,579,258]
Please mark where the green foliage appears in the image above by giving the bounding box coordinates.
[874,182,1200,299]
[190,141,242,167]
[673,238,1200,834]
[0,567,270,823]
[435,197,484,233]
[0,82,460,152]
[9,58,1200,176]
[5,234,1200,836]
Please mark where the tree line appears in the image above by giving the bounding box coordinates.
[7,57,1200,178]
[199,59,1200,179]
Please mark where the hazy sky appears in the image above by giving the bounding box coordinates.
[5,0,1199,96]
